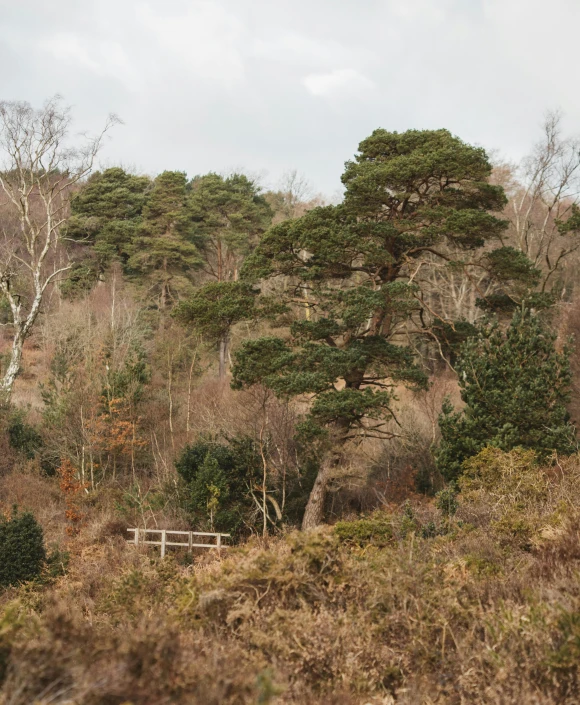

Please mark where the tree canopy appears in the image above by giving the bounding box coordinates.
[128,171,199,307]
[233,128,540,527]
[189,173,272,282]
[66,167,150,273]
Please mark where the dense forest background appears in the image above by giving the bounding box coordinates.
[0,97,579,704]
[1,98,578,535]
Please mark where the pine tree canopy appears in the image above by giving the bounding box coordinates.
[189,173,272,281]
[66,167,150,266]
[436,308,577,482]
[128,171,199,305]
[234,129,535,442]
[173,280,264,343]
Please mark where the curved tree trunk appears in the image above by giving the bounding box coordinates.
[301,423,349,529]
[0,284,45,402]
[301,453,337,529]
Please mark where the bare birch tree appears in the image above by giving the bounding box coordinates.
[417,113,580,331]
[501,111,580,291]
[0,96,117,400]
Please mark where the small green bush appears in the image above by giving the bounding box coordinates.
[176,437,261,536]
[334,513,394,547]
[7,415,43,459]
[436,487,459,517]
[0,507,46,588]
[436,309,577,482]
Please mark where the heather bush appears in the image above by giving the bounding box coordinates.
[0,462,579,703]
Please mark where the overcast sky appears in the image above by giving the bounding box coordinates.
[1,0,578,196]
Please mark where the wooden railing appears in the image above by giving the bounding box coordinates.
[127,528,230,558]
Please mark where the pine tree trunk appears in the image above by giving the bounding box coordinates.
[218,333,229,379]
[301,454,336,529]
[302,428,351,529]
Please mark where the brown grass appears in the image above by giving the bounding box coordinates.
[0,449,578,703]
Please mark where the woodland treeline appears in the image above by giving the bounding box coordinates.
[0,96,579,537]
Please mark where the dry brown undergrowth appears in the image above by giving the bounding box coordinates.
[0,448,578,704]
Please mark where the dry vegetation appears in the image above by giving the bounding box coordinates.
[0,448,576,703]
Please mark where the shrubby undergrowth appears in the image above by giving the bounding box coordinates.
[0,448,578,703]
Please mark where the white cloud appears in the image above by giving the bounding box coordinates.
[386,0,453,21]
[40,33,101,73]
[2,0,580,196]
[136,1,246,88]
[252,32,348,68]
[302,68,375,98]
[39,33,143,91]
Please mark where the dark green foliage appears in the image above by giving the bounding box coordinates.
[189,173,272,280]
[66,167,150,276]
[557,203,580,235]
[175,437,312,534]
[69,168,149,230]
[485,246,540,287]
[7,413,43,459]
[475,246,548,315]
[436,308,577,482]
[431,320,478,364]
[0,508,46,588]
[232,308,428,442]
[176,438,262,536]
[129,171,199,306]
[173,281,274,344]
[477,291,557,314]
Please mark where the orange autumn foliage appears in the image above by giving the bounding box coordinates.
[57,459,88,536]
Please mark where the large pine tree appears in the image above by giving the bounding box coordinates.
[65,168,150,291]
[436,308,577,482]
[189,173,272,283]
[232,128,534,528]
[129,171,199,308]
[178,173,272,374]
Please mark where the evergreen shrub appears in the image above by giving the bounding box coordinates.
[436,308,577,482]
[0,507,46,588]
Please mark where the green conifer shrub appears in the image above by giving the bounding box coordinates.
[0,508,46,588]
[436,308,577,482]
[176,438,262,536]
[7,413,43,459]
